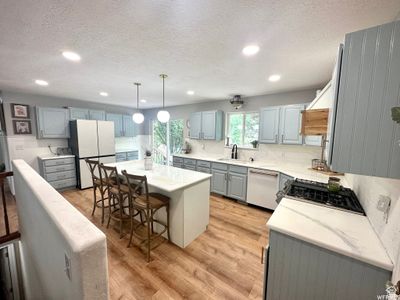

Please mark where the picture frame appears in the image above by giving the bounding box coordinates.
[13,120,32,135]
[11,103,30,119]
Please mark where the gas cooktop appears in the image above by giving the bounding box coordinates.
[277,179,365,215]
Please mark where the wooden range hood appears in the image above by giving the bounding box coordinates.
[301,108,329,136]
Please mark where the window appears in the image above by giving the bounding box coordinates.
[226,112,259,148]
[152,119,184,165]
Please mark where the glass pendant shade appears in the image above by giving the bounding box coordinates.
[157,74,170,123]
[157,110,170,123]
[132,82,144,124]
[132,112,144,124]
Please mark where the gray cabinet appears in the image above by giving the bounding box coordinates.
[69,108,88,120]
[89,110,105,121]
[116,151,138,162]
[265,230,391,300]
[278,173,294,191]
[280,104,304,144]
[172,156,183,168]
[211,169,228,195]
[106,113,124,137]
[122,115,136,137]
[331,20,400,179]
[259,107,280,143]
[36,107,70,139]
[189,110,223,141]
[38,156,76,190]
[227,172,247,201]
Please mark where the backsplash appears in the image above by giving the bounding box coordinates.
[345,173,400,281]
[186,138,322,166]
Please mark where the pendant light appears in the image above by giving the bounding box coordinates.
[157,74,170,123]
[132,82,144,124]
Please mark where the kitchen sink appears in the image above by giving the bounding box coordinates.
[217,158,250,164]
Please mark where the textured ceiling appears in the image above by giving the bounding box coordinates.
[0,0,399,108]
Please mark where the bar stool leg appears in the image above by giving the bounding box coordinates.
[107,194,113,228]
[146,209,151,262]
[166,203,171,241]
[100,190,105,224]
[118,195,123,239]
[91,186,97,216]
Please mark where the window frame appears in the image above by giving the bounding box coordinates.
[225,111,259,149]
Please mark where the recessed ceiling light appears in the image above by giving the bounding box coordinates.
[62,51,81,62]
[99,92,108,97]
[35,79,49,86]
[268,74,281,82]
[187,90,195,95]
[242,45,260,56]
[140,99,147,103]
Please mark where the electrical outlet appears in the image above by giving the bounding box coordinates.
[64,253,71,280]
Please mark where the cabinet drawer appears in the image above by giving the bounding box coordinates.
[183,158,196,166]
[173,163,183,168]
[116,153,127,161]
[197,166,211,174]
[173,156,183,164]
[46,170,76,182]
[229,165,248,174]
[197,160,211,168]
[183,165,196,171]
[126,151,138,159]
[44,157,75,167]
[212,162,228,171]
[45,164,75,174]
[49,178,76,189]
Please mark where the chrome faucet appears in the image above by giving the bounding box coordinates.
[231,144,238,159]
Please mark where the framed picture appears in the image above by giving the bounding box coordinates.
[13,120,32,134]
[11,103,30,119]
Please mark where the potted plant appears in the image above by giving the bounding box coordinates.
[392,107,400,124]
[250,140,259,149]
[144,149,153,170]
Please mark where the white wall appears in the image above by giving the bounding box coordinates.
[13,160,108,299]
[345,173,400,282]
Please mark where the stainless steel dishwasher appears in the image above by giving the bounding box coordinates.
[246,168,278,210]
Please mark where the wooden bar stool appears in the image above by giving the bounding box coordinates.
[85,158,109,224]
[99,164,131,238]
[122,170,170,262]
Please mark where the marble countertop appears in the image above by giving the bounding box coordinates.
[115,149,138,153]
[173,153,344,184]
[38,154,75,160]
[267,198,393,271]
[105,160,212,193]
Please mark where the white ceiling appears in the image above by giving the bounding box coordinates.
[0,1,399,109]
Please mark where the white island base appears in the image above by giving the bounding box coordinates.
[150,179,210,248]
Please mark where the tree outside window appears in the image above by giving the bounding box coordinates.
[152,119,184,164]
[227,112,259,147]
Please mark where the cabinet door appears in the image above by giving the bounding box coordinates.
[122,115,136,137]
[37,107,70,138]
[106,113,123,137]
[201,111,216,140]
[331,21,400,179]
[89,110,105,121]
[69,108,88,120]
[278,173,294,191]
[280,105,304,144]
[227,172,247,201]
[189,112,202,139]
[305,135,323,146]
[211,169,227,195]
[259,107,280,143]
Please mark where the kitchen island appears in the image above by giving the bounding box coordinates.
[105,160,212,248]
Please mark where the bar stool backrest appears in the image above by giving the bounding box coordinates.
[122,170,149,208]
[99,164,120,190]
[85,158,101,185]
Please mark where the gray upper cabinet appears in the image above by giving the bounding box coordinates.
[259,107,280,143]
[89,110,105,121]
[69,108,88,120]
[122,115,136,137]
[106,113,124,137]
[189,112,202,139]
[189,110,223,141]
[331,20,400,179]
[36,107,70,139]
[280,104,304,144]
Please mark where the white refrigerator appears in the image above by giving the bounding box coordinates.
[69,120,116,189]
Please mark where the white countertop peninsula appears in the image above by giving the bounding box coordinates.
[267,198,393,271]
[105,160,212,248]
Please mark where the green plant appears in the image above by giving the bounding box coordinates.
[250,140,259,148]
[392,107,400,124]
[145,150,152,157]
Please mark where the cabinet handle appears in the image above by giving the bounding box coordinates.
[275,134,278,143]
[224,173,227,181]
[249,170,278,177]
[198,132,201,139]
[40,130,44,138]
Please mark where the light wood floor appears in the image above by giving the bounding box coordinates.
[62,189,272,300]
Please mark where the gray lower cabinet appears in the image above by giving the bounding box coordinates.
[36,107,70,139]
[278,173,294,191]
[330,20,400,179]
[172,156,183,168]
[116,151,138,162]
[211,169,228,195]
[265,230,391,300]
[227,172,247,201]
[38,156,76,190]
